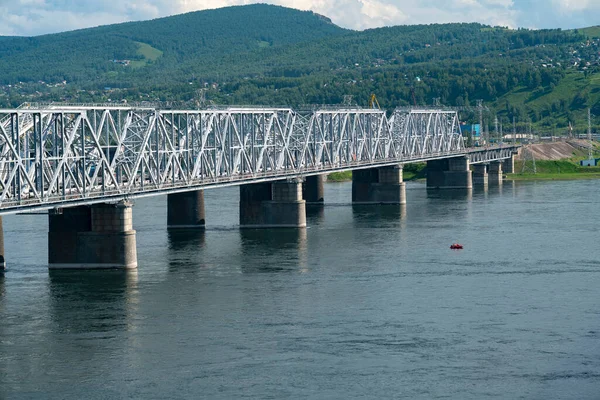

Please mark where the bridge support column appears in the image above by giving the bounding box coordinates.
[427,157,472,190]
[472,164,488,186]
[48,201,137,270]
[0,217,5,271]
[168,190,205,229]
[352,166,406,204]
[303,175,325,204]
[240,180,306,228]
[488,162,503,185]
[502,155,515,174]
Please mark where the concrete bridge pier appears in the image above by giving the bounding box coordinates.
[240,180,306,228]
[48,201,137,270]
[0,217,5,271]
[352,166,406,204]
[488,162,503,185]
[427,157,473,190]
[502,154,515,174]
[472,164,488,186]
[168,190,205,229]
[303,175,325,204]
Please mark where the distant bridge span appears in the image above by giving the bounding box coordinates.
[0,104,517,215]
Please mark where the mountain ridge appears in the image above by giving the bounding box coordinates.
[1,4,599,132]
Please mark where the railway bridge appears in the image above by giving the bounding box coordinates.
[0,104,518,270]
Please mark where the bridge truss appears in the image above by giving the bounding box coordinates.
[0,104,509,213]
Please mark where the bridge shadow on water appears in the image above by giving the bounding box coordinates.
[47,270,138,335]
[426,188,473,201]
[167,229,206,252]
[0,273,4,302]
[305,204,325,226]
[239,229,308,273]
[166,229,207,272]
[472,185,489,198]
[471,183,509,198]
[351,204,407,227]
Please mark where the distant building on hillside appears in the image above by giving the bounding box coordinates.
[503,134,536,142]
[580,158,600,167]
[460,124,481,145]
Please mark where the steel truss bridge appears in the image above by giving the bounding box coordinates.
[0,104,516,214]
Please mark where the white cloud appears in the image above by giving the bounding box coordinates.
[553,0,593,11]
[0,0,598,36]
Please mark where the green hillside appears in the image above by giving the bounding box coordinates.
[1,5,599,134]
[493,71,600,133]
[0,4,345,84]
[579,26,600,38]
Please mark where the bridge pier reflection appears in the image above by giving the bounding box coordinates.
[48,269,138,344]
[305,204,325,226]
[426,188,473,202]
[488,182,504,196]
[352,204,407,225]
[166,229,207,272]
[167,229,206,252]
[0,216,5,272]
[239,228,308,273]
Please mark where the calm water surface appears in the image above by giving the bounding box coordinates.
[1,180,600,399]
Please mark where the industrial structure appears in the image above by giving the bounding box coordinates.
[0,103,518,270]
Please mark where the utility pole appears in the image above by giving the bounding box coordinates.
[529,121,532,137]
[500,120,503,141]
[343,95,353,107]
[477,100,485,146]
[589,108,593,161]
[495,116,499,143]
[569,122,573,138]
[513,116,517,146]
[521,146,537,174]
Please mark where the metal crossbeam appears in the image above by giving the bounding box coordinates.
[0,105,515,213]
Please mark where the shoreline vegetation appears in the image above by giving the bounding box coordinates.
[326,159,600,182]
[506,159,600,180]
[327,163,427,182]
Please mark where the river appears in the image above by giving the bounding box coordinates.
[1,180,600,399]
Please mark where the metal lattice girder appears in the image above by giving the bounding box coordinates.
[389,109,465,156]
[0,105,515,213]
[467,147,517,164]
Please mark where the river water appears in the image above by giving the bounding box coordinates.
[1,180,600,399]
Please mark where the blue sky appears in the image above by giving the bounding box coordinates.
[0,0,598,36]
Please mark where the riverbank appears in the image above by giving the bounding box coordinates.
[507,172,600,180]
[327,159,600,183]
[505,159,600,180]
[327,163,427,182]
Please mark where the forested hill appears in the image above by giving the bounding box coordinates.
[1,4,600,133]
[0,4,345,84]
